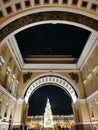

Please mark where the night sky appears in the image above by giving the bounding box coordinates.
[28,85,73,116]
[15,23,90,59]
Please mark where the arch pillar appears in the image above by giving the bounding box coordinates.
[72,99,92,130]
[12,98,28,130]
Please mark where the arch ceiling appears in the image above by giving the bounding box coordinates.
[0,0,98,67]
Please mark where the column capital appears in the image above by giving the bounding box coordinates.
[16,80,19,85]
[17,98,25,104]
[76,98,86,104]
[12,74,15,79]
[6,66,11,73]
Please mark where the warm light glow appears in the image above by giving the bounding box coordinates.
[44,98,53,128]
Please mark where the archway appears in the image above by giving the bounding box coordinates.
[24,73,79,104]
[28,84,73,116]
[24,73,79,129]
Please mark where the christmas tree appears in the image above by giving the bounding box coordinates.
[44,98,53,128]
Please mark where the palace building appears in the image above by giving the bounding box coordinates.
[0,0,98,130]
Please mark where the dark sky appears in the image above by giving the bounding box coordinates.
[28,85,73,116]
[15,23,90,59]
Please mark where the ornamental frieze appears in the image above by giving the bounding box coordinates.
[0,11,98,42]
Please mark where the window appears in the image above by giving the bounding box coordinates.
[0,11,3,18]
[82,1,88,8]
[90,106,94,119]
[91,4,97,11]
[8,57,12,66]
[34,0,40,5]
[90,78,94,92]
[95,102,98,114]
[44,0,49,4]
[53,0,58,3]
[72,0,78,5]
[15,3,21,10]
[4,104,8,117]
[10,108,13,119]
[25,1,31,7]
[62,0,68,4]
[6,6,12,14]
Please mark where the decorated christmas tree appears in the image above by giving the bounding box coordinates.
[44,98,53,128]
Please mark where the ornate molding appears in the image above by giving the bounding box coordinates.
[23,72,32,83]
[69,72,79,83]
[0,11,98,42]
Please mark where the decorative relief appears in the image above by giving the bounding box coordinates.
[23,72,32,83]
[69,72,79,83]
[1,11,98,41]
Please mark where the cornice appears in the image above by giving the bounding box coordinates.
[86,90,98,101]
[78,33,98,69]
[23,63,78,70]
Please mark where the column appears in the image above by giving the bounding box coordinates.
[13,99,28,130]
[4,66,11,89]
[9,74,15,95]
[73,99,92,130]
[0,56,5,72]
[15,80,19,97]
